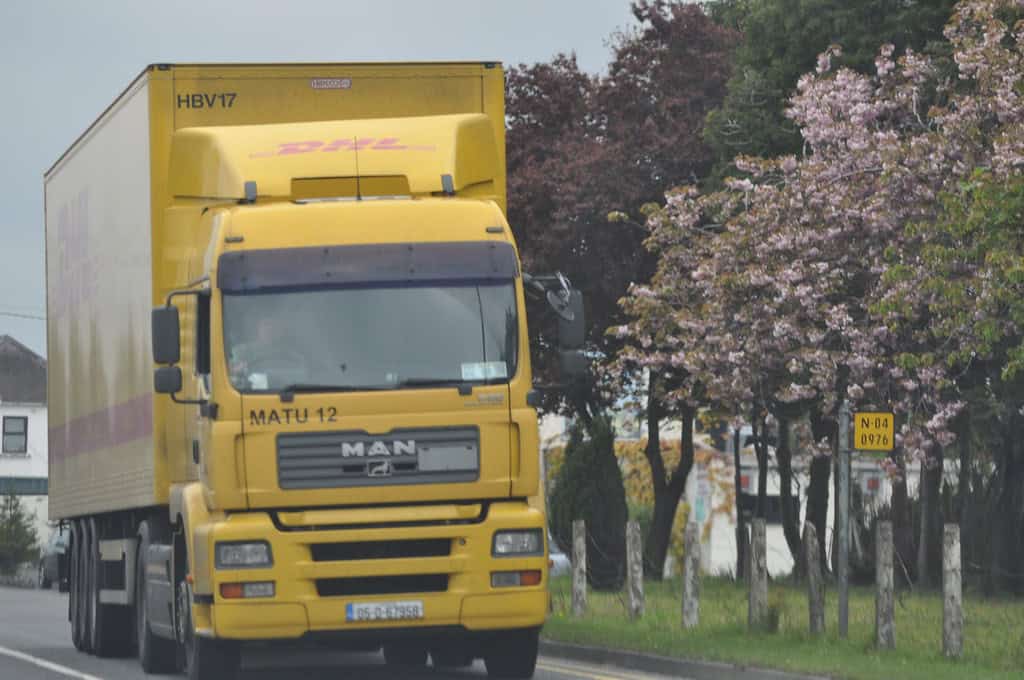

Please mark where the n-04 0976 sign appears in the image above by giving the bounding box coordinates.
[854,411,894,451]
[346,600,424,622]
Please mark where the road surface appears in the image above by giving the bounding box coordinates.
[0,586,681,680]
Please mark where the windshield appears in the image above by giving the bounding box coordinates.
[224,282,518,393]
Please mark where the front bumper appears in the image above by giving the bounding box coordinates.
[194,501,548,640]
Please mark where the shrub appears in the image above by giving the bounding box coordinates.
[549,416,628,590]
[0,493,38,575]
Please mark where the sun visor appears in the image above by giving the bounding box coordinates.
[217,241,519,292]
[169,113,498,200]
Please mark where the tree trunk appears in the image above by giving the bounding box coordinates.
[753,411,769,520]
[990,412,1024,595]
[807,455,831,575]
[957,414,972,575]
[890,451,915,586]
[641,377,694,580]
[776,415,803,578]
[917,449,943,589]
[734,427,748,581]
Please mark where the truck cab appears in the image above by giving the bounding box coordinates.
[149,115,576,677]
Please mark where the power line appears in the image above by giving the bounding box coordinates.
[0,311,45,321]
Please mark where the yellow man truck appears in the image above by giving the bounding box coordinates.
[44,63,584,680]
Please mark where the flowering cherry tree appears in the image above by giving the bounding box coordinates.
[618,0,1024,577]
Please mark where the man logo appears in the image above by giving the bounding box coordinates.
[368,460,393,478]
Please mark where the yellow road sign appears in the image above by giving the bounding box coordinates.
[854,411,894,451]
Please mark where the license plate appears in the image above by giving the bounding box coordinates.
[346,600,424,622]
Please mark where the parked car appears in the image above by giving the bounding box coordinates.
[548,532,571,576]
[38,527,68,591]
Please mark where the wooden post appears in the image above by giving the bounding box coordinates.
[943,524,963,658]
[682,521,700,629]
[626,520,644,620]
[804,522,825,635]
[572,519,587,617]
[748,518,767,630]
[875,520,895,649]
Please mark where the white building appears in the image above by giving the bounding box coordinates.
[0,335,50,546]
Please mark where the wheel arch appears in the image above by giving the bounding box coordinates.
[169,482,219,596]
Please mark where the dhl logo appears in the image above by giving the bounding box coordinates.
[249,137,436,158]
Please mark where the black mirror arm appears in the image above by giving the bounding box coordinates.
[165,283,210,307]
[169,392,206,406]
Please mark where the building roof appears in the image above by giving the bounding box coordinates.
[0,335,46,404]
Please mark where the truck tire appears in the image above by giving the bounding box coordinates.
[88,518,133,657]
[136,521,178,673]
[484,628,539,679]
[383,642,429,667]
[80,519,95,654]
[70,522,87,652]
[179,580,240,680]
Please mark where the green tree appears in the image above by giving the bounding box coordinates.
[702,0,957,182]
[0,493,38,574]
[508,0,737,581]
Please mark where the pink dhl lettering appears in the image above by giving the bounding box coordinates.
[261,138,434,158]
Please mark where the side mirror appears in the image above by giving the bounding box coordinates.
[557,290,584,350]
[152,306,181,364]
[154,366,183,394]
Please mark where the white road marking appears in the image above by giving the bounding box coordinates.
[538,658,685,680]
[0,645,105,680]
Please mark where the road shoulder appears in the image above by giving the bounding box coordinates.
[540,639,832,680]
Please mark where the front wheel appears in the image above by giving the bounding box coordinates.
[179,580,239,680]
[484,628,539,679]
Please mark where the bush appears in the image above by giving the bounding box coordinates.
[549,416,628,590]
[0,493,38,575]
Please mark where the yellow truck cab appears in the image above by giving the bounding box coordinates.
[44,63,585,680]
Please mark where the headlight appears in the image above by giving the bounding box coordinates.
[215,541,273,569]
[492,529,543,557]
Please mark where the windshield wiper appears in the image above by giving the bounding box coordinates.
[278,383,392,402]
[395,378,482,395]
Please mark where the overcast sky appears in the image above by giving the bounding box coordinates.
[0,0,637,356]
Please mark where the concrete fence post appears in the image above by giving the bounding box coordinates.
[804,522,825,635]
[572,519,587,617]
[682,521,701,629]
[875,520,895,649]
[943,524,963,658]
[748,518,768,630]
[626,520,644,620]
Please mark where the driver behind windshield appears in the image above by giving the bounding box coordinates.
[229,314,308,391]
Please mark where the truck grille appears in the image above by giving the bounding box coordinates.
[316,574,449,597]
[277,428,479,490]
[311,539,451,562]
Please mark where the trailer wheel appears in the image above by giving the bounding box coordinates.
[70,522,86,651]
[136,521,178,673]
[80,519,95,653]
[484,628,539,679]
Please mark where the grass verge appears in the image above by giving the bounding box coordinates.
[544,575,1024,680]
